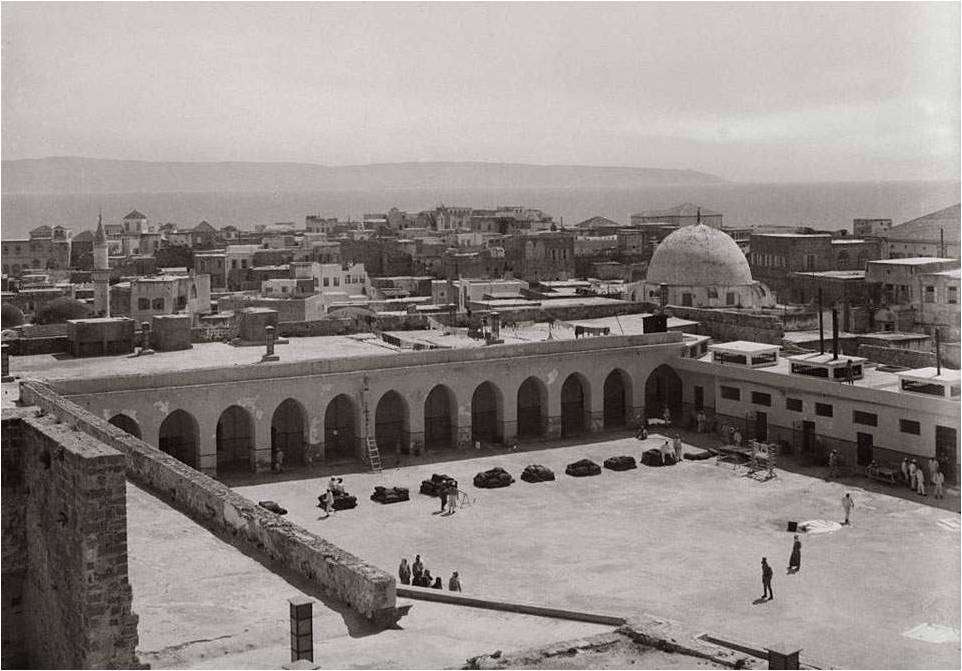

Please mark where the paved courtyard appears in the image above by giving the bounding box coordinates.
[235,435,962,670]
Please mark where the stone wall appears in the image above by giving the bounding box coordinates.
[7,335,70,356]
[18,381,402,626]
[664,306,784,344]
[0,410,140,669]
[277,313,429,338]
[857,345,959,371]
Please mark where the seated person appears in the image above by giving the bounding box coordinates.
[432,577,443,589]
[331,478,346,496]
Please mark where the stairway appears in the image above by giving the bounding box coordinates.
[366,436,382,474]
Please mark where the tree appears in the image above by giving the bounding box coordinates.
[1,304,24,328]
[36,297,90,324]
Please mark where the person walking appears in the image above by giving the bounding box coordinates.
[446,479,458,513]
[449,571,462,592]
[842,493,855,525]
[933,468,945,499]
[787,535,802,573]
[761,557,774,600]
[916,465,927,496]
[909,459,918,490]
[673,434,684,463]
[439,481,448,513]
[901,458,910,487]
[412,554,424,583]
[398,558,411,585]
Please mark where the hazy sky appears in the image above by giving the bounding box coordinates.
[2,2,959,182]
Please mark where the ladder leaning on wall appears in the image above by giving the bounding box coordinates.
[365,436,382,474]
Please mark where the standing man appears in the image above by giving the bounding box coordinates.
[901,458,910,487]
[761,557,774,601]
[412,554,424,584]
[909,459,918,491]
[439,481,448,513]
[662,405,672,428]
[928,458,939,484]
[787,535,802,573]
[842,493,855,525]
[398,558,411,585]
[933,468,945,499]
[828,450,839,479]
[449,571,462,592]
[916,465,927,496]
[673,434,684,463]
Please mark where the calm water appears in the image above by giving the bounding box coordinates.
[2,181,959,238]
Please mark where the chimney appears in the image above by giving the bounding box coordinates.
[940,227,945,257]
[818,288,825,355]
[831,308,839,360]
[936,328,942,375]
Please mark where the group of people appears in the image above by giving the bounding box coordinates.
[658,434,684,463]
[760,534,804,601]
[398,554,462,591]
[317,476,346,518]
[437,477,460,514]
[900,457,946,499]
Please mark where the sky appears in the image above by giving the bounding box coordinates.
[2,2,959,182]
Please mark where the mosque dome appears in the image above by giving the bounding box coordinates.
[645,224,753,286]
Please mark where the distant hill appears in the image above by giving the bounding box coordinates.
[1,157,725,194]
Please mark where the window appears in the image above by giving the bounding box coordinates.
[720,386,740,401]
[137,298,150,310]
[231,260,238,269]
[815,402,833,417]
[899,419,920,435]
[281,286,288,294]
[707,287,718,299]
[726,292,736,305]
[333,277,340,286]
[751,391,772,407]
[924,285,935,303]
[151,297,165,310]
[786,398,803,412]
[852,410,877,426]
[176,295,187,309]
[241,259,248,269]
[323,277,329,287]
[681,292,693,306]
[948,286,958,304]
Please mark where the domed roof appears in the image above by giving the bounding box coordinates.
[646,224,753,286]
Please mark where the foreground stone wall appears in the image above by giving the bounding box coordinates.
[858,344,960,370]
[18,381,401,625]
[0,410,140,669]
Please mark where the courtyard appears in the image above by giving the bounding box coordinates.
[232,434,961,670]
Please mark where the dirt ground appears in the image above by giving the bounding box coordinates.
[233,434,961,670]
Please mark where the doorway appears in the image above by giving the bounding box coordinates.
[801,421,815,454]
[936,425,958,484]
[856,432,873,466]
[755,411,768,442]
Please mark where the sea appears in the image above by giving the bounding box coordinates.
[1,180,959,238]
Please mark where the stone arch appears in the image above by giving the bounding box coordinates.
[324,394,358,461]
[216,405,254,473]
[424,384,457,450]
[561,373,591,437]
[603,369,632,429]
[517,376,547,438]
[375,390,409,455]
[158,409,199,468]
[472,381,503,444]
[271,398,307,467]
[108,413,141,439]
[644,364,683,421]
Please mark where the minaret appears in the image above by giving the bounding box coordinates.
[92,212,111,317]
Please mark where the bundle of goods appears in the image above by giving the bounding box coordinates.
[520,464,556,483]
[603,455,637,471]
[565,459,602,477]
[258,500,288,515]
[473,467,515,488]
[370,486,410,504]
[420,473,454,496]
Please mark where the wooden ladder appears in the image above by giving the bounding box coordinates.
[366,436,382,474]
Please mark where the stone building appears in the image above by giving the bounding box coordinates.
[631,224,775,309]
[111,272,212,325]
[503,231,575,282]
[1,225,73,276]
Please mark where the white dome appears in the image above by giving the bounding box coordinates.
[646,224,753,286]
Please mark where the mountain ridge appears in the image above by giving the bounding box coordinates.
[1,157,726,194]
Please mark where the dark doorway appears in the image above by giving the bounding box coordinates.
[271,398,307,466]
[471,382,502,444]
[375,391,409,455]
[603,370,629,429]
[517,377,546,438]
[801,421,816,454]
[108,414,141,439]
[424,385,456,450]
[216,405,254,473]
[856,432,873,466]
[694,385,704,410]
[561,374,588,437]
[644,365,683,419]
[936,425,958,484]
[324,395,357,461]
[755,411,768,442]
[158,409,198,468]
